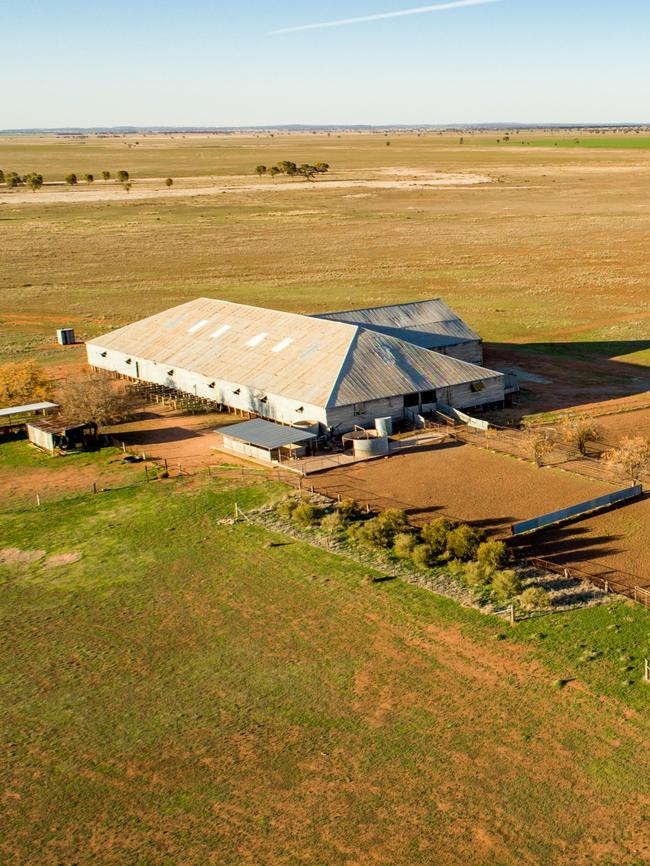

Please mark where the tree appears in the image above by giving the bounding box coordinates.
[122,181,132,192]
[255,165,267,176]
[0,169,4,183]
[84,173,94,183]
[165,177,173,187]
[269,166,281,178]
[0,360,52,406]
[5,172,21,188]
[56,371,137,428]
[117,170,129,183]
[25,172,44,192]
[65,173,78,186]
[560,415,601,456]
[604,436,650,484]
[102,170,111,182]
[527,426,556,467]
[314,162,330,174]
[298,164,317,179]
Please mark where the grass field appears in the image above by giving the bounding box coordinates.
[1,475,650,866]
[1,132,650,383]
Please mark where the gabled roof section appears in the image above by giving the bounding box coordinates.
[314,298,481,349]
[89,297,501,409]
[326,328,500,408]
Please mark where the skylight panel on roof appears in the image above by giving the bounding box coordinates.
[272,337,294,353]
[210,325,231,339]
[245,332,268,348]
[187,319,210,334]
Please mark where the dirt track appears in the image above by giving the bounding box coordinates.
[0,170,492,206]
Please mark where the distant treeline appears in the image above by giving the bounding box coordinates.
[0,169,174,192]
[254,161,330,179]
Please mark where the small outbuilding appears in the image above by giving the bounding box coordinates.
[216,418,317,465]
[0,401,59,435]
[27,418,98,454]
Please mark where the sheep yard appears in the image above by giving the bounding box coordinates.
[2,475,650,866]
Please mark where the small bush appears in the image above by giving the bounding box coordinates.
[393,532,417,560]
[476,540,509,570]
[420,518,454,556]
[292,503,321,527]
[446,524,484,561]
[491,569,523,604]
[277,499,298,519]
[320,511,347,536]
[411,543,435,569]
[519,586,551,610]
[336,498,363,520]
[378,508,409,534]
[462,561,494,588]
[350,517,393,549]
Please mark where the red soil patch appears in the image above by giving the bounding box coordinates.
[310,441,611,534]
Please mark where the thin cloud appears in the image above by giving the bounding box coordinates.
[270,0,500,35]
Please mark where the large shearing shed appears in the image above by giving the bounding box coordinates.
[314,299,484,364]
[87,297,504,434]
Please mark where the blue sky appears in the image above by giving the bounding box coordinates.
[4,0,650,127]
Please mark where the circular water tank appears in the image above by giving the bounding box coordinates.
[375,416,393,437]
[353,434,389,457]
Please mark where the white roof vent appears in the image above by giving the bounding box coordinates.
[187,319,210,334]
[245,332,268,348]
[210,324,231,339]
[272,337,294,353]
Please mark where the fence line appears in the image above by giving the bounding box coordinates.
[527,556,650,608]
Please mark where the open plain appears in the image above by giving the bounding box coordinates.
[2,130,650,866]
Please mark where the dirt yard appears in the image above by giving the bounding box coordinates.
[310,441,612,532]
[310,441,650,586]
[106,407,247,468]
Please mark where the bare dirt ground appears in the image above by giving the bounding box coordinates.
[0,170,492,206]
[310,441,612,532]
[310,441,650,587]
[484,344,650,422]
[106,406,245,468]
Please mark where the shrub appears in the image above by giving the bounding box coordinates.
[446,524,484,561]
[491,569,523,604]
[320,511,347,536]
[411,543,435,569]
[336,498,364,521]
[420,518,454,556]
[378,509,409,534]
[393,532,417,560]
[462,561,495,588]
[276,499,298,519]
[292,503,321,526]
[351,517,393,549]
[476,540,509,570]
[519,586,551,610]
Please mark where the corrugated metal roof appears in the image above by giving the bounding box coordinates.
[314,299,480,348]
[0,401,59,418]
[220,418,316,449]
[89,298,501,409]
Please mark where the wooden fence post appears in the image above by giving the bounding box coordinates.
[92,481,97,495]
[36,493,41,506]
[144,465,149,482]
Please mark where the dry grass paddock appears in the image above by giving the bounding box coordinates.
[1,132,649,421]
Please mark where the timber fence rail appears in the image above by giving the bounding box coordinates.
[527,556,650,608]
[452,424,650,486]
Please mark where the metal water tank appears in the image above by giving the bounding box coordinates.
[375,416,393,437]
[352,434,389,457]
[56,328,75,346]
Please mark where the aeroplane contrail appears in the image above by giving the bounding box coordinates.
[270,0,500,35]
